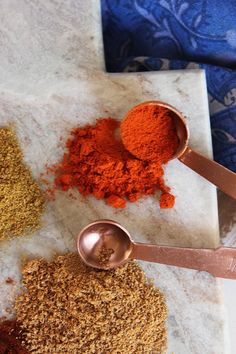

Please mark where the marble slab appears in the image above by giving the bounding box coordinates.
[0,1,229,353]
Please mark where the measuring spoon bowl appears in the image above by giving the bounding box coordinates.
[122,101,236,199]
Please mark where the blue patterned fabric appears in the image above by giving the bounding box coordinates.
[101,0,236,172]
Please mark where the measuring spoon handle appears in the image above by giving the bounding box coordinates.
[131,243,236,279]
[179,147,236,199]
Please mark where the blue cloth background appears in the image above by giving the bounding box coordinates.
[101,0,236,172]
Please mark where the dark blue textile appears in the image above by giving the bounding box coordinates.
[101,0,236,171]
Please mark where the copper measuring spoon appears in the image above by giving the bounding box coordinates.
[77,220,236,279]
[122,101,236,199]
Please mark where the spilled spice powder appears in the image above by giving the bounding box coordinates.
[0,320,28,354]
[15,253,167,354]
[160,193,175,209]
[51,118,175,208]
[0,128,44,240]
[5,277,14,285]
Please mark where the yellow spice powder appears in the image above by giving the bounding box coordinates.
[15,253,167,354]
[0,128,44,240]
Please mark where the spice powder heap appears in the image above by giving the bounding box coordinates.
[52,117,175,209]
[0,128,44,240]
[15,253,167,353]
[0,320,28,354]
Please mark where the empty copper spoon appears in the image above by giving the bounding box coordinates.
[121,101,236,199]
[77,220,236,279]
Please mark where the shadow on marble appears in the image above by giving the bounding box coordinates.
[218,191,236,247]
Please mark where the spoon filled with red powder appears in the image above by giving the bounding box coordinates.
[121,102,180,164]
[121,101,236,200]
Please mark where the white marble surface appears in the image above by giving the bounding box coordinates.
[223,280,236,354]
[0,1,229,353]
[219,192,236,354]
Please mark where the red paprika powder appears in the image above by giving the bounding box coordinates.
[121,104,179,163]
[53,112,176,208]
[0,320,28,354]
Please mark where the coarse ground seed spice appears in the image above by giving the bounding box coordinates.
[50,118,175,209]
[0,128,44,240]
[15,253,167,354]
[98,246,114,268]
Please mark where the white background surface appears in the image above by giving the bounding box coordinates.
[223,280,236,353]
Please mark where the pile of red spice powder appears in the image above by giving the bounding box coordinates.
[0,320,28,354]
[52,116,176,208]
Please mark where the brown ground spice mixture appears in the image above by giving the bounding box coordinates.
[15,253,167,353]
[98,246,114,268]
[0,128,44,240]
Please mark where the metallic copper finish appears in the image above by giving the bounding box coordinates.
[131,243,236,279]
[179,147,236,199]
[124,101,236,199]
[77,220,132,269]
[77,220,236,279]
